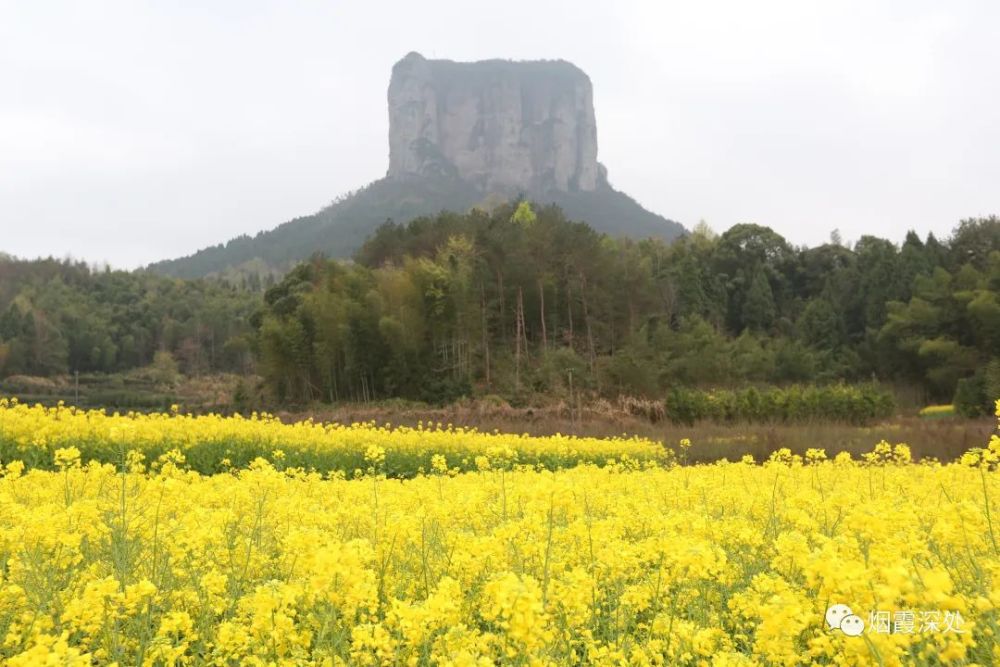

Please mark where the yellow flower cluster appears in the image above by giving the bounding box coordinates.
[918,404,956,419]
[0,399,995,664]
[0,448,994,664]
[0,398,666,475]
[959,400,1000,470]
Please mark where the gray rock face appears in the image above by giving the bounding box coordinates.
[387,52,601,195]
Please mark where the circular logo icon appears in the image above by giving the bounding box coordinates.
[840,614,865,637]
[825,604,853,630]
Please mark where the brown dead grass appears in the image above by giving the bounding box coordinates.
[283,401,996,463]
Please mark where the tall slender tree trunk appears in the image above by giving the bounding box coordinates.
[497,269,506,342]
[538,279,547,349]
[519,288,528,353]
[515,287,526,391]
[566,281,574,346]
[580,273,595,371]
[481,284,491,387]
[515,290,521,391]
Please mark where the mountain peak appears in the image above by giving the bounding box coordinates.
[387,53,600,195]
[147,54,684,279]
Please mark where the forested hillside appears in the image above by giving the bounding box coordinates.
[146,175,685,280]
[2,209,997,413]
[0,257,258,378]
[254,204,1000,411]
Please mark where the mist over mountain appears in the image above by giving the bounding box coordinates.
[147,53,684,279]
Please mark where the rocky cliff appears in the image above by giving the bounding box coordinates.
[388,52,602,195]
[147,53,685,279]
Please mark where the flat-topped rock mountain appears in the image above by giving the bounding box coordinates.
[388,52,601,194]
[148,53,684,279]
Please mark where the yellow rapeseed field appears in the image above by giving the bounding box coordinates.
[918,405,957,419]
[0,399,665,476]
[0,400,997,665]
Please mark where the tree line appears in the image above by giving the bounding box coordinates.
[253,203,1000,412]
[1,209,996,413]
[0,256,259,379]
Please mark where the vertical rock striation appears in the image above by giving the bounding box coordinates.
[387,52,602,195]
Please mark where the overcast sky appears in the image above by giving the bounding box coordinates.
[1,1,997,269]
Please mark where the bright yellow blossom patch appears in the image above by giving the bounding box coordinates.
[0,398,666,475]
[0,450,992,664]
[918,404,956,419]
[0,399,996,664]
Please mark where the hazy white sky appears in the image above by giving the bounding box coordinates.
[1,1,997,269]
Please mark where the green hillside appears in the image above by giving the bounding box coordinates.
[145,175,685,279]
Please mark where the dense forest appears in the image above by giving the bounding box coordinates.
[254,204,1000,412]
[2,208,998,413]
[0,256,258,378]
